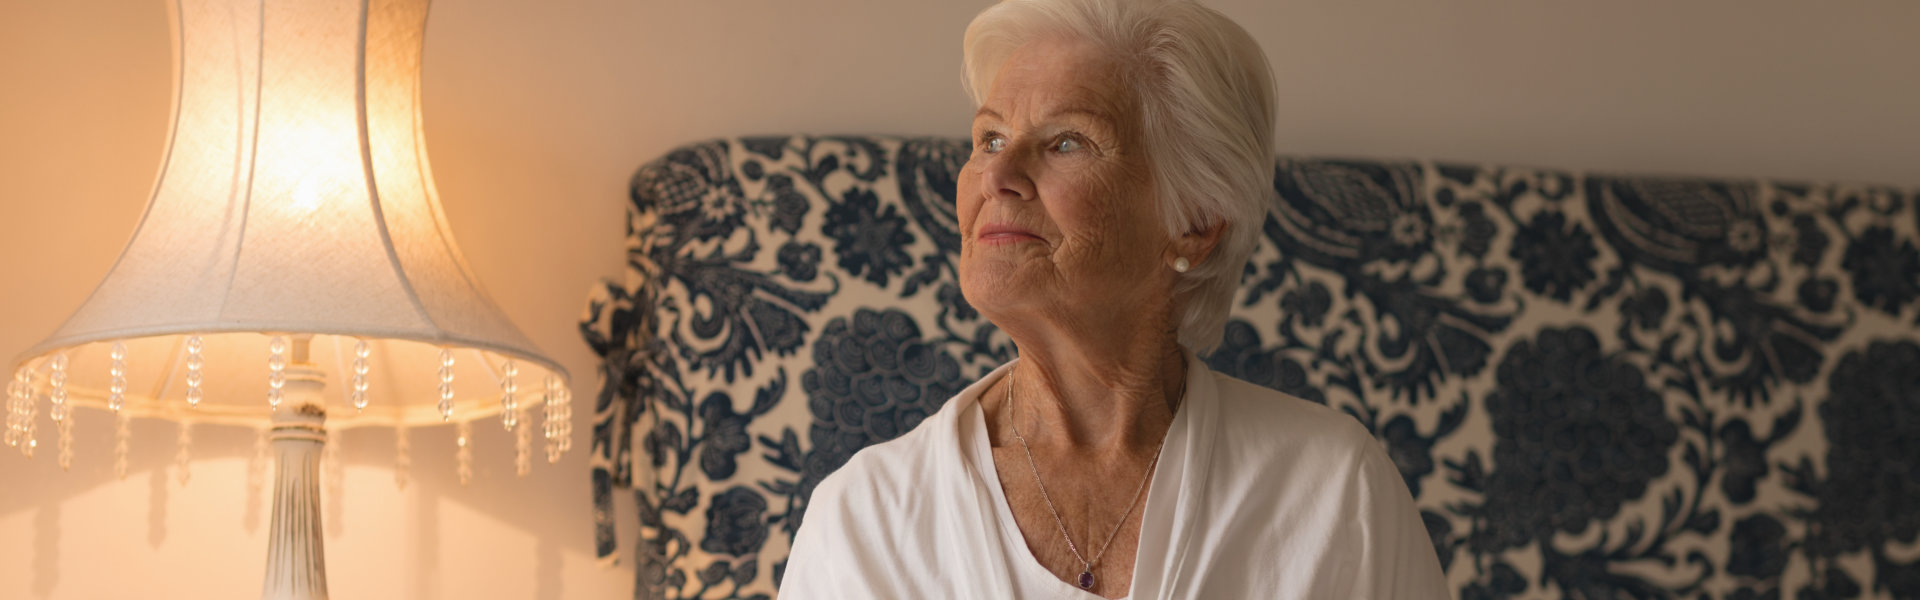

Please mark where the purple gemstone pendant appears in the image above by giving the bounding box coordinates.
[1078,571,1095,589]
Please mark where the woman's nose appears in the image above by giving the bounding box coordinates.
[980,148,1037,202]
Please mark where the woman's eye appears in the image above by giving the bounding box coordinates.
[983,136,1006,153]
[1052,137,1083,153]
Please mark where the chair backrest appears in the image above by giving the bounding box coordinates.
[584,135,1920,599]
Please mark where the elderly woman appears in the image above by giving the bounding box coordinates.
[780,0,1447,597]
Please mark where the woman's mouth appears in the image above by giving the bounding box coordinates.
[977,224,1041,245]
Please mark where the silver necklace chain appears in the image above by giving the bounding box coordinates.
[1005,367,1169,585]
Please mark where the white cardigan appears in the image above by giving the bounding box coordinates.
[780,352,1450,599]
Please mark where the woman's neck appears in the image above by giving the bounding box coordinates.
[997,333,1187,453]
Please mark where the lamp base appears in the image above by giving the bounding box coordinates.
[262,399,329,600]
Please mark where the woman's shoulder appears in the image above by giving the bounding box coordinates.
[1203,370,1383,465]
[808,396,968,514]
[782,397,977,598]
[1191,371,1450,598]
[1209,371,1371,436]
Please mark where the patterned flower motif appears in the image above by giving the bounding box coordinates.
[1390,212,1430,247]
[635,142,747,240]
[1796,568,1863,600]
[1700,284,1833,401]
[1268,159,1432,268]
[1798,278,1839,313]
[1280,281,1332,327]
[1255,159,1518,404]
[1381,415,1435,495]
[892,138,968,254]
[638,539,672,593]
[1532,171,1574,200]
[1867,189,1906,214]
[700,486,771,557]
[740,136,789,160]
[1459,562,1528,600]
[767,174,811,235]
[823,188,916,287]
[1728,514,1789,579]
[1723,404,1801,507]
[644,420,681,470]
[1464,267,1506,304]
[1376,399,1465,499]
[1719,420,1772,504]
[1204,320,1326,404]
[698,394,755,480]
[1727,219,1765,254]
[1790,214,1828,267]
[1840,227,1920,315]
[1587,177,1766,270]
[1621,287,1669,331]
[1477,327,1677,550]
[629,143,833,382]
[797,309,968,510]
[1360,278,1505,401]
[1511,211,1598,301]
[777,242,821,283]
[1816,340,1920,553]
[1455,201,1497,259]
[936,283,977,322]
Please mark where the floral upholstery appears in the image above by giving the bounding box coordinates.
[582,135,1920,600]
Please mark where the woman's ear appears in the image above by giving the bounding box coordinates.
[1171,220,1228,269]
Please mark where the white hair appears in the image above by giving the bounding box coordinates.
[962,0,1278,353]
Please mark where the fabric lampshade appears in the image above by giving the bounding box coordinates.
[5,0,570,468]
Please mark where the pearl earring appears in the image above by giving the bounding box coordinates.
[1173,257,1190,273]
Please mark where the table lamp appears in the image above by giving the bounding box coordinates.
[2,0,573,598]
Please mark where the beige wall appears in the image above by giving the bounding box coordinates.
[1,1,1915,598]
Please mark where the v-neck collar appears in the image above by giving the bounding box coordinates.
[948,352,1216,600]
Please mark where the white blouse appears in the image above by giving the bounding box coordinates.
[779,352,1450,599]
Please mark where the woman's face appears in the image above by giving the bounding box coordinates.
[957,37,1174,335]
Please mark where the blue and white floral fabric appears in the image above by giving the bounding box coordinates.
[582,135,1920,600]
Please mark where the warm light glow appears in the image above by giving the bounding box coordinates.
[290,184,326,215]
[274,121,360,216]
